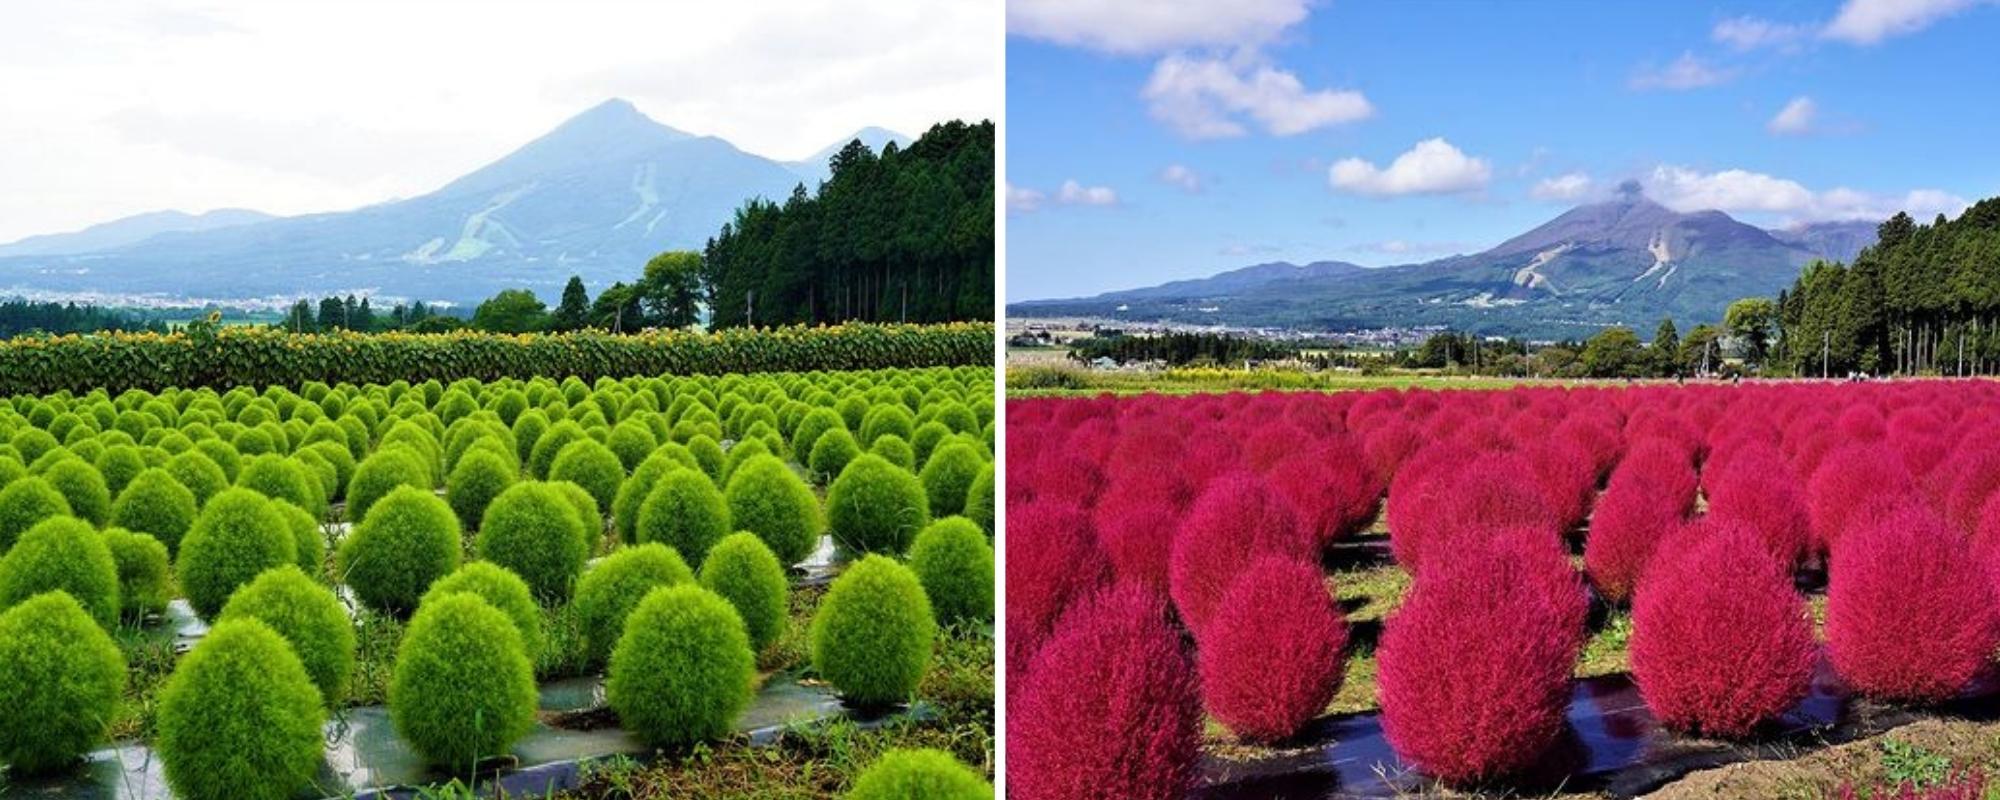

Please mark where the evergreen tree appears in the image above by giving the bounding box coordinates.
[551,276,591,331]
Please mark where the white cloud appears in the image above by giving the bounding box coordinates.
[1823,0,1991,44]
[1531,172,1595,201]
[1767,97,1818,136]
[1142,54,1373,139]
[1159,164,1203,193]
[1329,138,1491,197]
[1006,0,1310,54]
[0,1,997,243]
[1057,179,1119,206]
[1005,183,1046,215]
[1644,164,1969,222]
[1629,52,1737,90]
[1712,16,1812,51]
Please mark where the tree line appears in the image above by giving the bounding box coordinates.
[279,295,457,333]
[1067,331,1294,366]
[0,299,168,338]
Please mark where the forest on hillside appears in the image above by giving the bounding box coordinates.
[1774,198,2000,376]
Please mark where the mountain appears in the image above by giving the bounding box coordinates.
[783,127,911,184]
[1013,190,1878,338]
[0,208,274,258]
[1090,260,1372,304]
[1770,220,1879,265]
[0,99,899,306]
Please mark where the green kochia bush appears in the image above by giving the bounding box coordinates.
[419,562,543,660]
[808,427,861,483]
[477,481,590,602]
[826,454,931,556]
[636,469,731,567]
[908,517,994,625]
[607,585,756,748]
[0,476,71,551]
[270,500,325,576]
[109,467,199,554]
[156,618,324,800]
[390,594,537,770]
[0,516,122,628]
[964,464,994,536]
[549,438,625,517]
[178,488,297,619]
[724,455,823,566]
[345,448,430,524]
[102,527,171,620]
[810,555,936,706]
[42,458,111,525]
[218,565,356,706]
[445,447,516,529]
[337,485,461,617]
[700,532,788,652]
[165,450,229,506]
[869,434,916,471]
[573,543,695,667]
[94,445,148,496]
[918,442,985,518]
[846,748,993,800]
[0,592,125,774]
[612,452,678,545]
[237,454,322,518]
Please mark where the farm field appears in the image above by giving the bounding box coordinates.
[1007,362,1555,397]
[0,362,994,798]
[1008,381,2000,798]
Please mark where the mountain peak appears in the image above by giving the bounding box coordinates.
[438,99,694,196]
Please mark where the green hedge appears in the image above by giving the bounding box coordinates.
[0,322,993,395]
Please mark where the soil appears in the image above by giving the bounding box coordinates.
[1641,716,2000,800]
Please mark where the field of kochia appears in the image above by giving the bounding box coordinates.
[1007,381,2000,797]
[0,361,996,799]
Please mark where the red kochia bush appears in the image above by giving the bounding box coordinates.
[1387,450,1556,570]
[1010,583,1202,800]
[1583,483,1684,603]
[1630,522,1815,737]
[1704,464,1812,570]
[1196,557,1348,742]
[1168,473,1307,634]
[1267,443,1380,549]
[1090,471,1188,592]
[1826,504,2000,704]
[1807,445,1916,551]
[1377,540,1578,785]
[1005,502,1111,693]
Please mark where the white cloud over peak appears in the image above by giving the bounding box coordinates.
[1644,165,1968,222]
[1006,0,1310,54]
[1005,183,1046,215]
[1767,96,1818,135]
[1057,179,1119,206]
[1142,54,1373,139]
[1329,138,1491,197]
[1629,52,1737,90]
[1823,0,1991,44]
[1531,172,1595,201]
[1712,16,1812,51]
[1159,164,1203,192]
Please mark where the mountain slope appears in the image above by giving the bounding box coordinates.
[783,127,911,185]
[1015,193,1874,337]
[0,209,274,258]
[0,99,854,305]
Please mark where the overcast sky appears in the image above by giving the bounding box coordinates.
[0,0,998,243]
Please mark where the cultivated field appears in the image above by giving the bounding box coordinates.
[1008,381,2000,798]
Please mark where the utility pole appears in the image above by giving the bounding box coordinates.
[747,290,754,328]
[1823,329,1830,380]
[1959,329,1966,377]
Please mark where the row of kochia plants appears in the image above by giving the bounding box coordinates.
[1008,382,2000,798]
[0,364,995,800]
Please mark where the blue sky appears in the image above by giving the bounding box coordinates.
[1006,0,2000,300]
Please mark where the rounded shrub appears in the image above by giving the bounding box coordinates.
[156,618,325,800]
[810,554,935,706]
[336,484,461,616]
[477,481,590,602]
[909,421,953,467]
[859,405,914,448]
[193,438,242,482]
[109,467,199,554]
[94,445,148,496]
[218,565,357,706]
[345,448,430,524]
[634,468,731,567]
[699,532,788,652]
[178,488,297,619]
[1631,521,1814,737]
[826,454,930,556]
[685,434,726,483]
[270,499,324,576]
[165,449,229,506]
[0,475,71,551]
[419,561,543,660]
[724,454,822,566]
[1826,503,1999,703]
[42,458,111,526]
[237,453,321,518]
[1197,556,1348,743]
[1168,473,1310,635]
[574,542,695,666]
[102,527,171,620]
[846,748,990,800]
[808,426,861,482]
[917,442,984,519]
[549,437,624,517]
[908,517,993,626]
[606,585,756,747]
[527,419,586,479]
[0,516,121,627]
[1376,539,1578,785]
[1011,583,1201,800]
[869,433,916,471]
[963,464,994,536]
[0,591,125,774]
[389,593,537,770]
[552,478,604,540]
[445,447,517,530]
